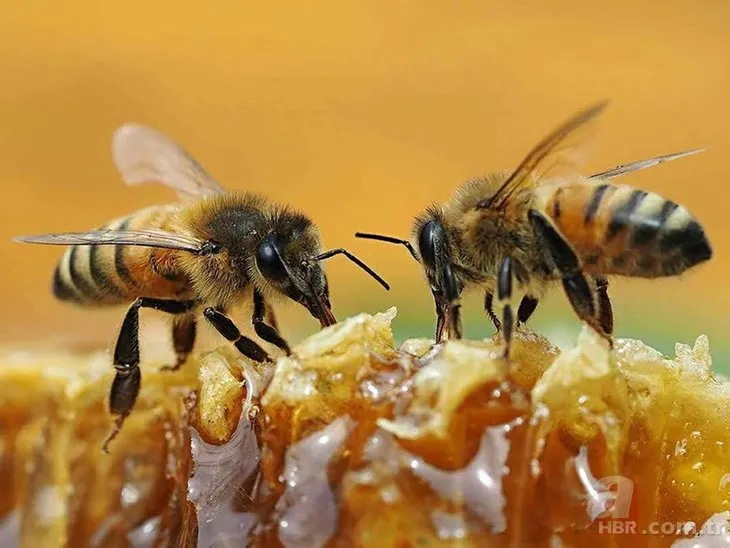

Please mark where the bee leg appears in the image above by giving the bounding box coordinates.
[265,299,280,332]
[161,313,197,372]
[528,210,611,343]
[517,296,539,325]
[103,297,197,453]
[497,256,516,359]
[252,289,291,355]
[484,291,501,331]
[104,302,142,453]
[595,276,614,336]
[203,307,273,363]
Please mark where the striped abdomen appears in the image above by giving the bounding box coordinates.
[53,205,192,306]
[536,180,712,278]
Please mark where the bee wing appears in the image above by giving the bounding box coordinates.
[479,101,608,210]
[112,124,226,201]
[589,148,705,180]
[15,229,206,254]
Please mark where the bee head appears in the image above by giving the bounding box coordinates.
[417,219,460,300]
[257,212,389,328]
[355,209,463,342]
[255,222,336,328]
[415,214,464,341]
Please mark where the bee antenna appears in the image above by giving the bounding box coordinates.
[312,248,390,291]
[355,232,420,262]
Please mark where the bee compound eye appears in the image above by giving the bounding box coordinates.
[418,220,441,267]
[256,238,288,281]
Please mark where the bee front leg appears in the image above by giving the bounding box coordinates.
[264,298,280,332]
[252,289,291,355]
[529,210,612,344]
[203,307,272,363]
[497,257,517,358]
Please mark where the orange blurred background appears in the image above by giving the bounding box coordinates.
[0,1,727,366]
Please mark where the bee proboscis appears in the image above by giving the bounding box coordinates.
[16,123,389,451]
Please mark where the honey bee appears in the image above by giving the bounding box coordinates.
[15,123,389,451]
[357,101,712,354]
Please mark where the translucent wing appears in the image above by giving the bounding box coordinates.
[15,229,206,254]
[479,101,608,210]
[112,123,226,200]
[589,148,705,180]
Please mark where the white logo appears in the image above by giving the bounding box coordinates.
[590,475,634,521]
[574,448,634,522]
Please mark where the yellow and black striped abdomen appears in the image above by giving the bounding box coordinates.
[536,181,712,278]
[52,205,192,306]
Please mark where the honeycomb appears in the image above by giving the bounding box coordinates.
[1,308,728,547]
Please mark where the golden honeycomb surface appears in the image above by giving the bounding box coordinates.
[0,308,728,547]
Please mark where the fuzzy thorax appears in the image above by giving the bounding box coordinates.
[414,172,543,291]
[175,192,325,308]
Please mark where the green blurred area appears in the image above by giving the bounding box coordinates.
[393,303,730,374]
[285,288,730,375]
